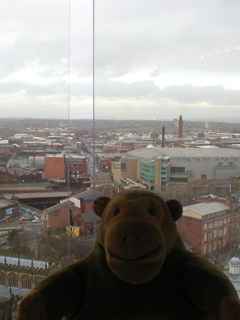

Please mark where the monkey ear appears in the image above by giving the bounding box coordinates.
[93,197,111,217]
[166,199,182,221]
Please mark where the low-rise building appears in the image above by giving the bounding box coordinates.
[43,201,81,232]
[44,189,104,233]
[0,199,18,220]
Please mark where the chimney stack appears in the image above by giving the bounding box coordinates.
[178,115,183,138]
[162,127,165,148]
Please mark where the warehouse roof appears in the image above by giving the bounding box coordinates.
[183,202,230,216]
[122,147,240,160]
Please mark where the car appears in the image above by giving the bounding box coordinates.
[32,219,40,223]
[20,221,26,224]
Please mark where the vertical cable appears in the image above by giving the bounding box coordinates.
[93,0,96,190]
[92,0,97,239]
[67,0,71,264]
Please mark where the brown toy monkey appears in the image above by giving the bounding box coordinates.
[18,190,240,319]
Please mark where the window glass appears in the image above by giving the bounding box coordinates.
[1,0,240,316]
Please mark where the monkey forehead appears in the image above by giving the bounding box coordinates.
[106,195,165,213]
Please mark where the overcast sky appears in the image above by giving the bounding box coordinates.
[1,0,240,122]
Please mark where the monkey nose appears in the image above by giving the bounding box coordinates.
[122,234,139,247]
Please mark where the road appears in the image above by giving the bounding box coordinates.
[0,219,43,235]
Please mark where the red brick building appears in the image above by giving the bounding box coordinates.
[68,189,104,213]
[194,194,240,252]
[0,167,42,182]
[44,189,104,234]
[44,156,65,179]
[177,202,232,262]
[99,158,113,172]
[43,201,81,232]
[97,183,120,198]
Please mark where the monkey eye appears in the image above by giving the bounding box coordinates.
[114,208,120,216]
[149,207,156,216]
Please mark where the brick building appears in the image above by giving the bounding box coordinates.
[99,157,113,172]
[177,202,232,262]
[65,155,88,179]
[195,194,240,253]
[67,189,104,213]
[0,167,42,182]
[44,155,65,179]
[43,201,81,232]
[97,183,120,198]
[44,189,104,234]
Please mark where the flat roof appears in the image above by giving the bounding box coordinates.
[123,147,240,160]
[183,202,230,216]
[0,199,14,208]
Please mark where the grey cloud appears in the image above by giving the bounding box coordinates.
[1,76,240,109]
[0,80,68,96]
[162,84,240,106]
[95,79,160,99]
[93,78,240,107]
[1,0,240,121]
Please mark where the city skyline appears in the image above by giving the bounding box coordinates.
[1,1,240,122]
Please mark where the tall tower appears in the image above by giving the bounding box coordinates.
[178,115,183,138]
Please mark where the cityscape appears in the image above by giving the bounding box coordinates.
[1,0,240,317]
[0,116,240,317]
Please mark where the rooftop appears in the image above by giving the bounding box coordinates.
[123,147,240,160]
[45,200,74,213]
[183,202,230,216]
[0,199,15,209]
[81,212,101,223]
[73,189,104,201]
